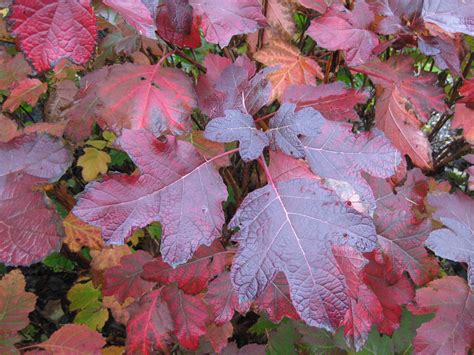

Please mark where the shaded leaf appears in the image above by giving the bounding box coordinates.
[3,78,47,112]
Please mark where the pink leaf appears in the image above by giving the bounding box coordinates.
[230,178,377,330]
[73,129,227,266]
[10,0,96,72]
[421,0,474,36]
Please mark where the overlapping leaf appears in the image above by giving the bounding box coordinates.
[9,0,97,72]
[0,134,72,265]
[421,0,474,36]
[73,129,227,266]
[230,177,378,330]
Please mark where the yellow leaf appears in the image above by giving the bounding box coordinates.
[102,346,125,355]
[77,147,111,181]
[63,213,105,252]
[86,139,108,150]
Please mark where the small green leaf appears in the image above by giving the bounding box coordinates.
[43,252,76,272]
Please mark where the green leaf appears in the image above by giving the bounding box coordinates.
[147,222,162,240]
[67,281,108,331]
[248,314,279,335]
[267,319,301,355]
[43,252,76,272]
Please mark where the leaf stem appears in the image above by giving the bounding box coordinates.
[258,156,274,188]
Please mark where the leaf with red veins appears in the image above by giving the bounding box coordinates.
[282,82,369,122]
[73,129,227,266]
[0,134,72,266]
[421,0,474,36]
[363,253,415,335]
[255,272,299,323]
[3,78,47,112]
[205,272,251,324]
[74,63,196,137]
[103,0,158,39]
[301,120,401,213]
[204,110,269,162]
[408,276,474,355]
[34,324,106,354]
[161,284,210,350]
[188,0,267,47]
[307,0,379,66]
[267,104,325,158]
[126,289,174,354]
[197,54,271,119]
[9,0,96,72]
[356,56,446,168]
[332,245,383,351]
[156,0,201,48]
[142,240,228,295]
[452,103,474,144]
[426,192,474,288]
[103,251,155,304]
[0,53,31,90]
[230,178,378,330]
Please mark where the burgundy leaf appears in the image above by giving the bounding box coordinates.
[103,0,158,39]
[206,322,233,353]
[356,56,446,168]
[161,284,210,350]
[103,251,155,303]
[0,53,31,90]
[204,272,251,324]
[426,192,474,288]
[282,82,369,122]
[188,0,267,47]
[34,324,105,354]
[421,0,474,36]
[302,120,401,212]
[10,0,97,72]
[230,177,378,330]
[156,0,201,48]
[74,63,197,136]
[452,103,474,144]
[333,245,383,351]
[459,78,474,103]
[73,129,227,266]
[126,289,174,354]
[142,240,228,295]
[307,0,379,66]
[418,32,463,76]
[204,110,269,161]
[0,134,72,266]
[255,272,299,323]
[408,276,474,354]
[369,0,423,35]
[267,104,325,158]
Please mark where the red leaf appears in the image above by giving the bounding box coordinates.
[204,110,269,161]
[282,82,369,121]
[204,272,250,324]
[9,0,97,72]
[103,250,155,303]
[269,150,316,183]
[421,0,474,36]
[126,289,174,354]
[205,322,233,353]
[3,78,47,112]
[0,134,72,265]
[426,192,474,288]
[408,276,474,354]
[307,0,379,66]
[452,103,474,144]
[34,324,105,354]
[356,56,446,168]
[368,170,438,286]
[103,0,158,39]
[161,285,210,350]
[188,0,267,47]
[267,104,325,158]
[369,0,422,35]
[301,120,401,212]
[255,272,299,323]
[75,63,197,136]
[73,129,227,266]
[459,78,474,103]
[197,54,271,119]
[0,53,31,90]
[230,177,377,330]
[142,240,228,295]
[0,270,37,334]
[156,0,201,48]
[363,253,415,335]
